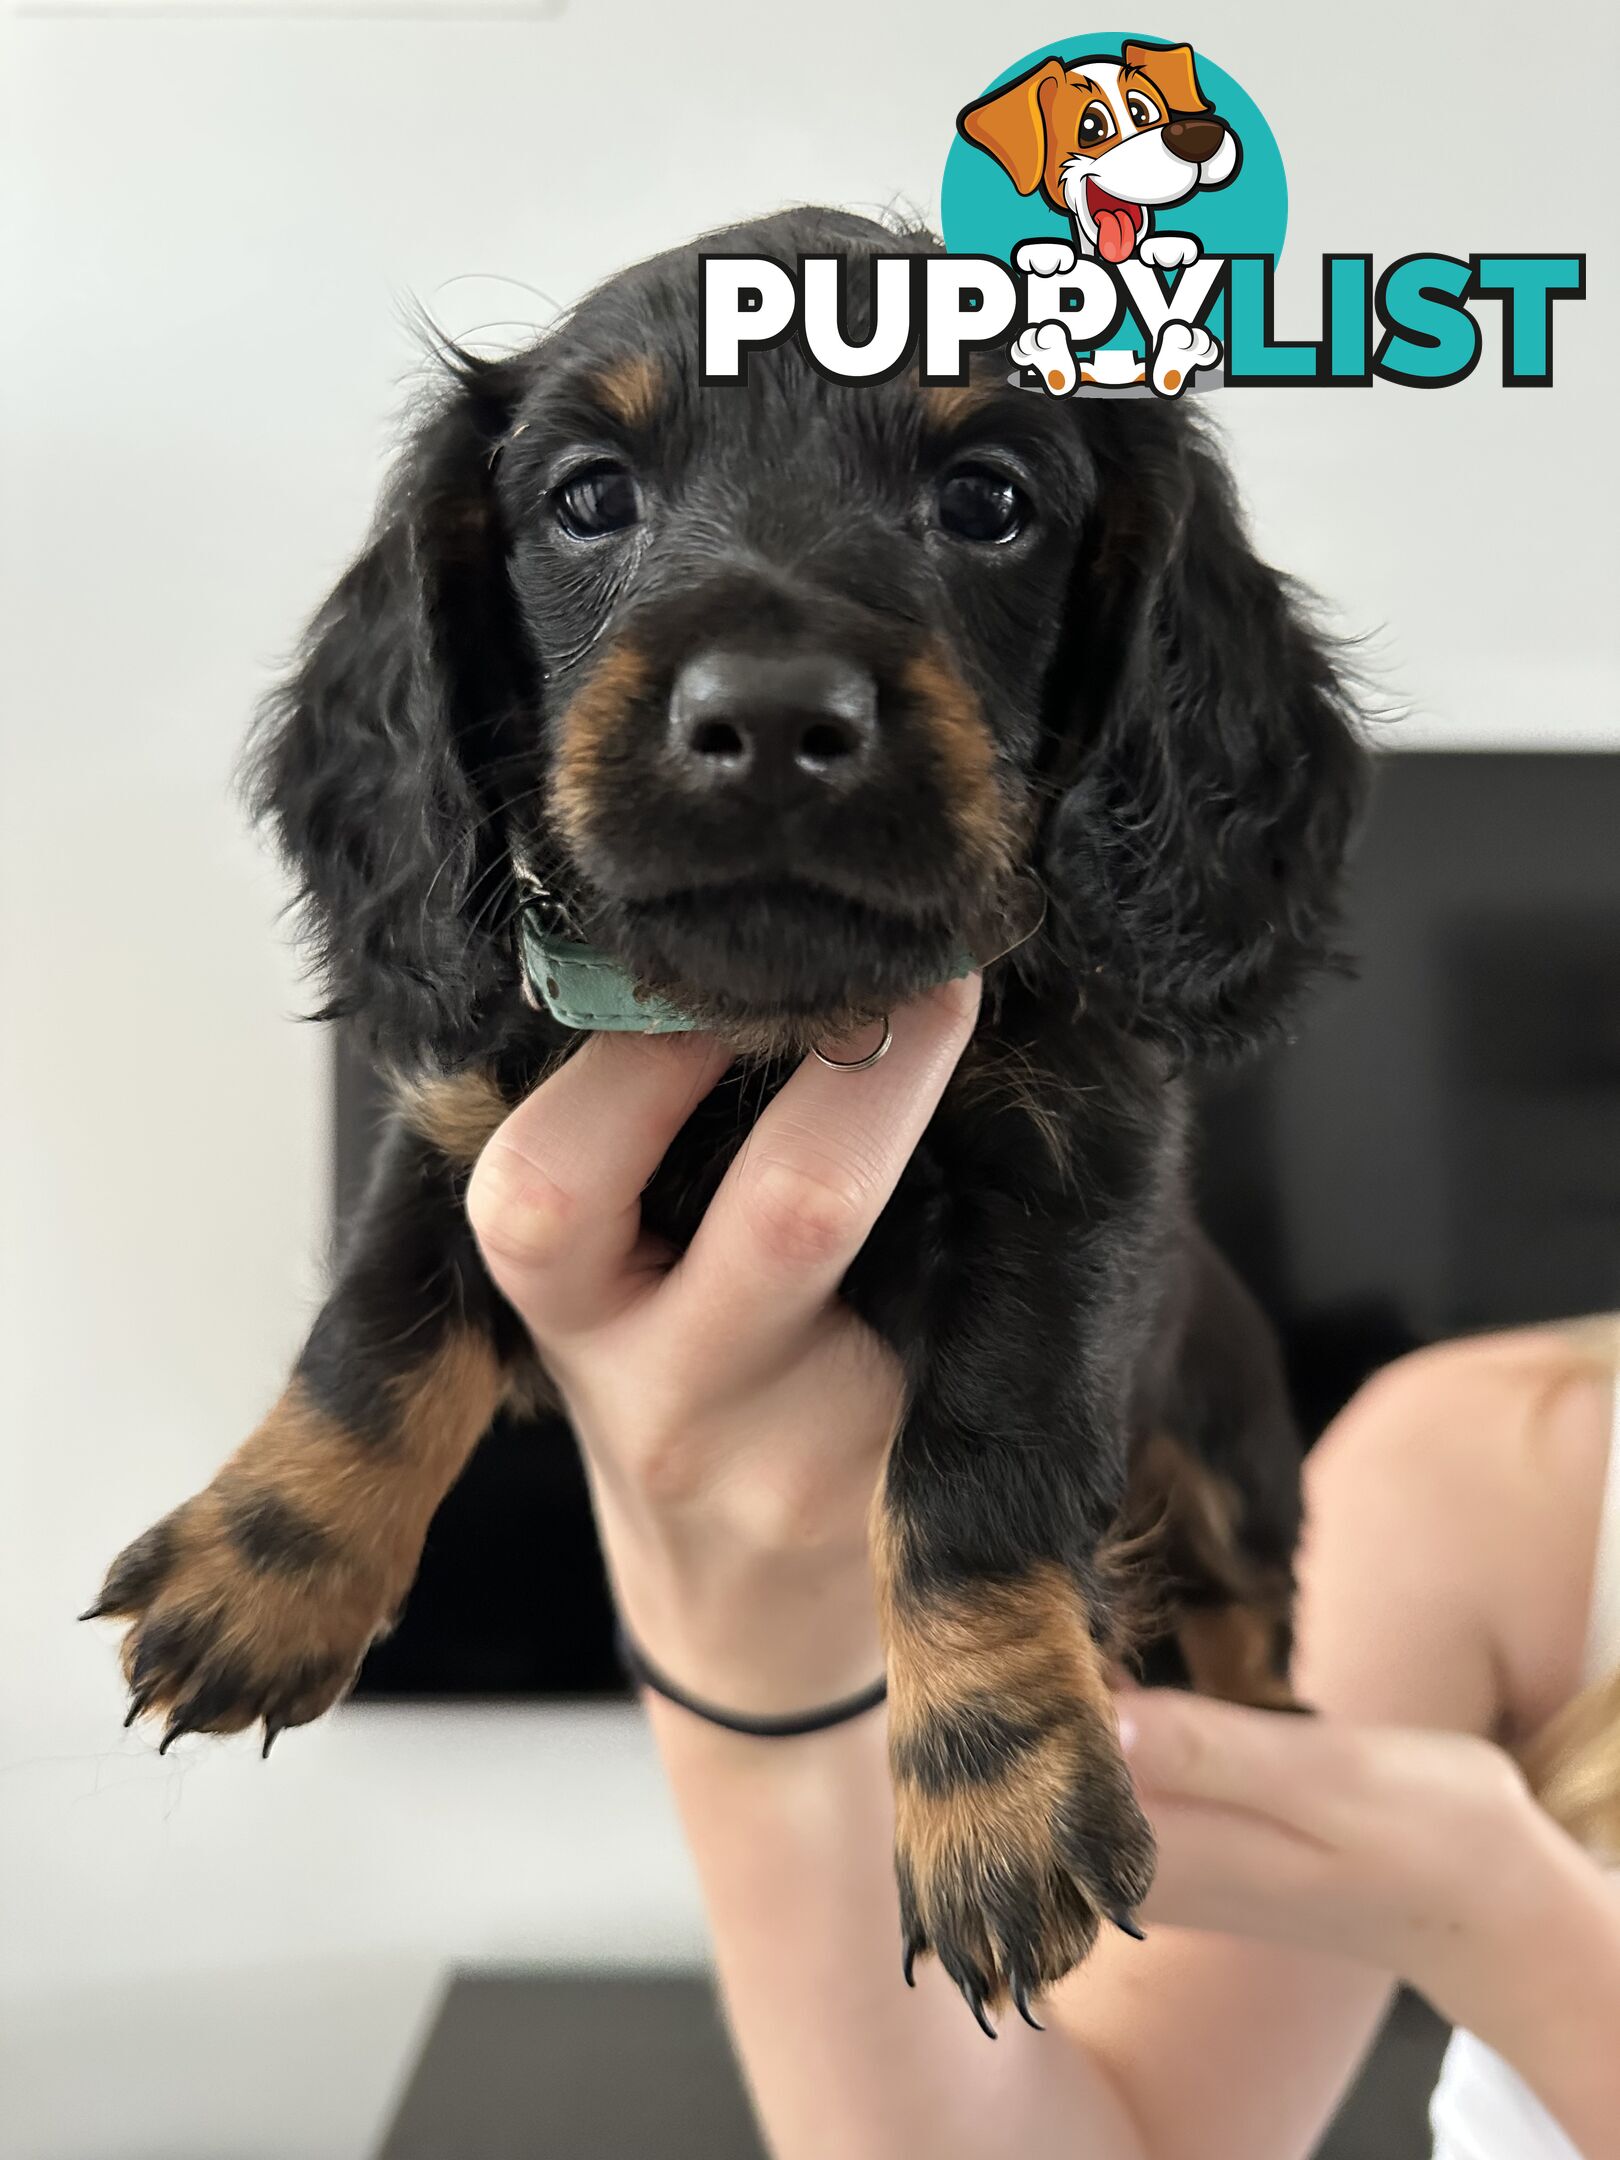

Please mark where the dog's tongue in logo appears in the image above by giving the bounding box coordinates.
[1086,181,1142,265]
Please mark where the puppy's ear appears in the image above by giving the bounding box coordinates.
[1041,414,1367,1063]
[246,349,533,1065]
[1121,40,1209,116]
[958,59,1066,196]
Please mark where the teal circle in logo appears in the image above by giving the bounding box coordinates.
[941,34,1287,268]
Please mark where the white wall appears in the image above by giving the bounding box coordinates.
[2,3,1615,2155]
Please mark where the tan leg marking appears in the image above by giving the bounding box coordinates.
[874,1507,1155,2016]
[93,1331,506,1745]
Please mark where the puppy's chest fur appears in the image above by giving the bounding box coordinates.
[420,1006,1178,1398]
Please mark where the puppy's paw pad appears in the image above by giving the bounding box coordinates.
[1014,240,1078,278]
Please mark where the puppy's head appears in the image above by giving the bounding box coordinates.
[960,46,1239,259]
[251,207,1361,1066]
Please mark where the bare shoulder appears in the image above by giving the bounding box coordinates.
[1303,1325,1615,1737]
[1311,1325,1612,1494]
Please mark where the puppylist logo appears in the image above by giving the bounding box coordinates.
[700,33,1585,400]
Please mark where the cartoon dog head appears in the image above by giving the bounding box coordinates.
[959,41,1240,263]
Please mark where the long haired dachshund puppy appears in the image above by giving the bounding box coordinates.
[89,208,1366,2028]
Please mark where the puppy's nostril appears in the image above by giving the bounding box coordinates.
[691,718,748,762]
[668,645,879,797]
[798,720,860,769]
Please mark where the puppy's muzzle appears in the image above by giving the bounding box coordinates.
[1162,116,1226,165]
[667,645,880,809]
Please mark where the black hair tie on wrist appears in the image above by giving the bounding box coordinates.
[616,1626,887,1738]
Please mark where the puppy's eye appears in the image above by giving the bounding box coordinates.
[1126,91,1159,127]
[937,464,1030,545]
[554,461,641,539]
[1077,100,1114,146]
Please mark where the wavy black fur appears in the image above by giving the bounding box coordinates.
[246,211,1364,1071]
[120,207,1368,2024]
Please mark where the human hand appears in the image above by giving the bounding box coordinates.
[1118,1687,1565,2029]
[466,983,980,1714]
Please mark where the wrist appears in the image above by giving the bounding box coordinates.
[1413,1764,1605,2036]
[591,1475,885,1718]
[619,1625,886,1739]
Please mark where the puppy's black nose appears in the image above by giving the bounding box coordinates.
[667,647,879,801]
[1162,115,1226,165]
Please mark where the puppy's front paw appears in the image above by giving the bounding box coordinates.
[85,1472,398,1754]
[886,1569,1155,2031]
[1151,319,1220,397]
[1014,239,1078,278]
[1138,232,1201,272]
[1010,320,1079,395]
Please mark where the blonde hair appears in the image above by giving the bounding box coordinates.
[1519,1314,1620,1858]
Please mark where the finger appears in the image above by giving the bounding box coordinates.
[667,975,981,1358]
[467,1029,732,1336]
[1117,1688,1352,1830]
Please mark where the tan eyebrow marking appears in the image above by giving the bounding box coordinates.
[921,381,994,430]
[592,353,663,429]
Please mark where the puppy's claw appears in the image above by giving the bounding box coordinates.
[963,1986,998,2041]
[901,1935,921,1988]
[261,1719,284,1761]
[157,1718,187,1756]
[1011,1976,1044,2031]
[1109,1908,1146,1942]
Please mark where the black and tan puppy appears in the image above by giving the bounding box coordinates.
[88,208,1365,2029]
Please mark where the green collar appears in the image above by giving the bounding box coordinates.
[516,908,699,1033]
[513,871,1042,1035]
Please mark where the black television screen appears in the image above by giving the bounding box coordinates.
[337,751,1620,1700]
